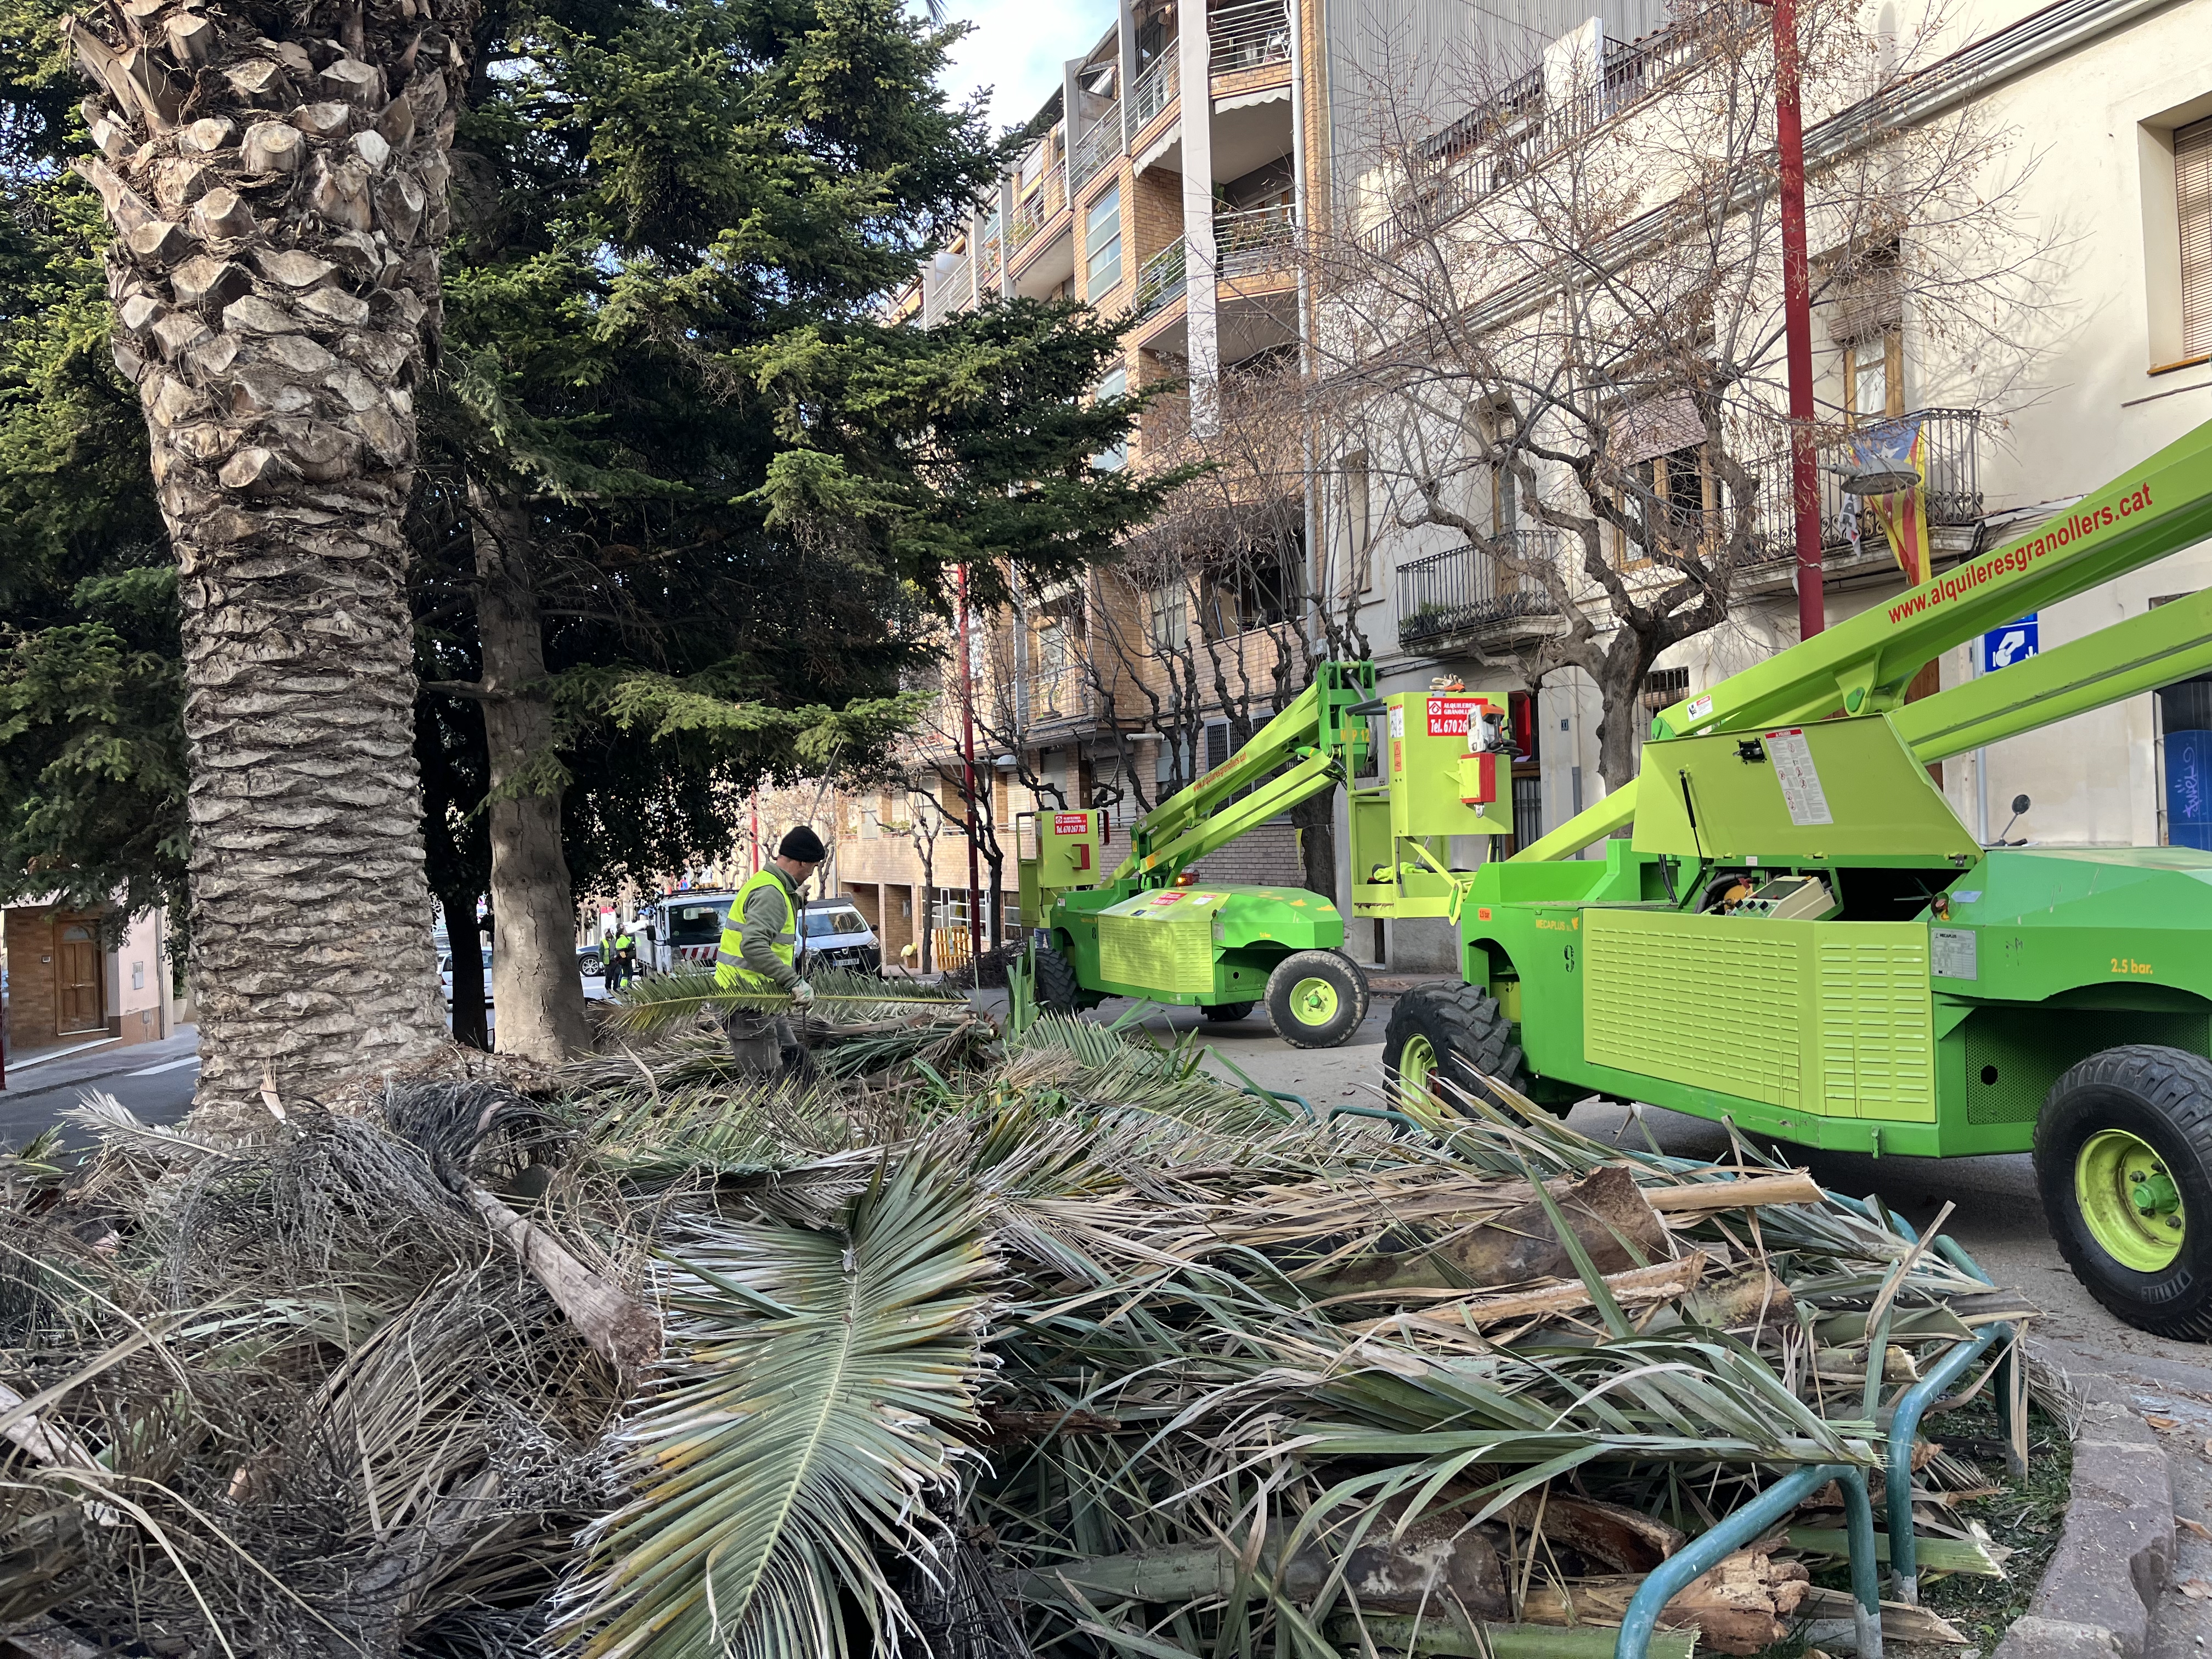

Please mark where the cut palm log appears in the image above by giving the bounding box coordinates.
[1350,1256,1711,1335]
[1795,1584,1971,1643]
[1644,1171,1825,1212]
[462,1184,659,1379]
[1310,1164,1671,1299]
[1517,1549,1811,1655]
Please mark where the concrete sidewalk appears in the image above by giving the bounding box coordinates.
[2,1025,199,1101]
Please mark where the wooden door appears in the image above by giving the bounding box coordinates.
[55,923,104,1034]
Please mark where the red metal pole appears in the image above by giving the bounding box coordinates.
[954,565,985,970]
[1770,0,1824,640]
[749,789,759,874]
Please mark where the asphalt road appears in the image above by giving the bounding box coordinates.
[0,1028,202,1142]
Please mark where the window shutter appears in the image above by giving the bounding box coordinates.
[2182,116,2212,357]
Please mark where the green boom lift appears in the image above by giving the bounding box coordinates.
[1018,661,1522,1046]
[1381,414,2212,1337]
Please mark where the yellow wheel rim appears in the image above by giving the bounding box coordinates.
[1289,975,1340,1026]
[2076,1127,2185,1272]
[1400,1034,1436,1098]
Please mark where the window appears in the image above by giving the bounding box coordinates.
[1085,183,1124,299]
[1829,247,1903,420]
[1642,665,1690,711]
[1149,579,1188,649]
[1342,450,1372,590]
[2182,116,2212,357]
[802,907,870,939]
[1093,365,1128,471]
[665,901,733,943]
[1204,720,1232,773]
[1202,551,1298,638]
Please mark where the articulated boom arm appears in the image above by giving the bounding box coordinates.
[1113,660,1375,885]
[1517,416,2212,861]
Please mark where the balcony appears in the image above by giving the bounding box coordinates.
[1747,407,1985,563]
[1135,239,1187,319]
[1132,53,1178,130]
[1357,16,1714,255]
[1022,666,1095,729]
[923,255,969,326]
[1008,172,1067,250]
[1071,106,1123,191]
[1397,531,1563,652]
[1216,203,1295,279]
[1210,0,1291,77]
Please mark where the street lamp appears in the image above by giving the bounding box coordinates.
[1752,0,1822,639]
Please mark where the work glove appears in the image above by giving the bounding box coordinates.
[789,979,816,1008]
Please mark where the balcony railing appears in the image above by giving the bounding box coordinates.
[1216,203,1295,277]
[1022,667,1094,727]
[1748,407,1984,563]
[1070,105,1123,190]
[1210,0,1291,76]
[923,256,969,326]
[1132,53,1178,128]
[1358,14,1718,255]
[1397,531,1562,650]
[978,212,1001,288]
[1008,171,1067,250]
[1135,239,1187,319]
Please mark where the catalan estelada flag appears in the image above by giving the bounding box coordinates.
[1854,414,1930,587]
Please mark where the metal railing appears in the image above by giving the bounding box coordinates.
[1007,170,1067,250]
[1396,531,1562,650]
[1020,667,1094,727]
[1135,239,1187,319]
[1209,0,1291,76]
[923,256,969,326]
[1357,13,1720,255]
[1132,53,1178,128]
[1747,407,1985,563]
[978,213,1001,291]
[1216,203,1295,277]
[1070,105,1122,190]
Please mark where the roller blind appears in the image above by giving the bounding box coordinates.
[2181,116,2212,357]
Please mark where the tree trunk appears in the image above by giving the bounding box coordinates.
[441,891,487,1050]
[66,0,475,1125]
[470,483,592,1061]
[1290,789,1336,904]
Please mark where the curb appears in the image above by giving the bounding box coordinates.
[1991,1369,2175,1659]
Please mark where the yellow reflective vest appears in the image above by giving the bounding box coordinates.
[715,869,798,991]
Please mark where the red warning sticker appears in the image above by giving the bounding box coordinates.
[1051,812,1092,836]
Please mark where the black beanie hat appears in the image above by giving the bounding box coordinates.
[778,825,828,863]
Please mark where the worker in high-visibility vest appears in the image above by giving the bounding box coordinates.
[715,825,826,1072]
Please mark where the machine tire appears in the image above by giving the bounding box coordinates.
[2035,1044,2212,1339]
[1032,943,1084,1015]
[1202,1001,1257,1023]
[1264,951,1369,1048]
[1383,982,1549,1117]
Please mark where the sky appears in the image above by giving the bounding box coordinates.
[937,0,1118,131]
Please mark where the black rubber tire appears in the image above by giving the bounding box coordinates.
[1263,950,1370,1048]
[2034,1044,2212,1340]
[1032,943,1084,1014]
[579,952,602,976]
[1202,1001,1257,1023]
[1382,981,1549,1117]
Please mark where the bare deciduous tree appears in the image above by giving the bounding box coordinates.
[1308,0,2046,789]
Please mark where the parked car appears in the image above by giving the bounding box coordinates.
[802,899,880,974]
[439,947,493,1004]
[578,944,605,977]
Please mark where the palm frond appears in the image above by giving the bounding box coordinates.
[558,1154,993,1659]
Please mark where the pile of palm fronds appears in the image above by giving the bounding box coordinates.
[0,1007,2033,1658]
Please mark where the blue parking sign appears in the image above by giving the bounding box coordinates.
[1983,614,2038,670]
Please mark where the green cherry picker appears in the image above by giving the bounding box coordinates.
[1017,660,1523,1046]
[1381,414,2212,1336]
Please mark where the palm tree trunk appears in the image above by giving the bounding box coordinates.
[65,0,475,1122]
[471,484,592,1062]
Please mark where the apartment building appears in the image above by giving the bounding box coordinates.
[843,0,2212,975]
[1327,0,2212,967]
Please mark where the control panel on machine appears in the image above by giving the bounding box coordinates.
[1706,873,1838,920]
